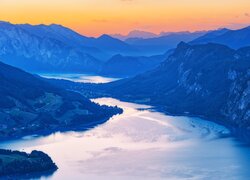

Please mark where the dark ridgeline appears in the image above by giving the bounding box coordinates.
[0,149,57,177]
[58,42,250,141]
[0,61,122,140]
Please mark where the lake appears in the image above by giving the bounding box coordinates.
[39,73,120,83]
[1,75,250,180]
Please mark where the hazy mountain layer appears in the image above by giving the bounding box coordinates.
[125,31,206,55]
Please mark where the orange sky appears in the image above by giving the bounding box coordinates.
[0,0,250,37]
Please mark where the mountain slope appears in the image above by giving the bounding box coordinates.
[85,34,137,56]
[0,61,122,139]
[18,23,108,60]
[0,21,103,73]
[190,26,250,49]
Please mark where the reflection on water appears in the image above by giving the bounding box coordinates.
[1,98,250,180]
[39,73,120,83]
[1,170,56,180]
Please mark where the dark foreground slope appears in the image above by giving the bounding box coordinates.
[0,149,57,177]
[0,61,122,139]
[54,42,250,141]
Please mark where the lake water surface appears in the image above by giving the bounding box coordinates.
[1,75,250,180]
[39,73,120,83]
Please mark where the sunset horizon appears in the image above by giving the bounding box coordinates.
[1,19,250,38]
[1,0,250,36]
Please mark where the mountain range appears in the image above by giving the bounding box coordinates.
[0,21,139,73]
[1,21,250,78]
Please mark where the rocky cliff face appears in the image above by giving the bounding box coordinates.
[125,42,249,136]
[222,68,250,132]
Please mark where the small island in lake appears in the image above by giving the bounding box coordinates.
[0,149,57,177]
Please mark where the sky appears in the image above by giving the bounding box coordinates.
[0,0,250,37]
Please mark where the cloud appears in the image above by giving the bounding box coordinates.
[244,13,250,17]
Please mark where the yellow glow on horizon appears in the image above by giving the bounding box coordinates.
[0,0,250,36]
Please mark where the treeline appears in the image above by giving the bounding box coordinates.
[0,149,57,176]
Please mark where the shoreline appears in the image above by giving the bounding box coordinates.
[0,112,122,143]
[97,95,250,144]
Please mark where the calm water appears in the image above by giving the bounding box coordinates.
[1,75,250,180]
[39,73,120,83]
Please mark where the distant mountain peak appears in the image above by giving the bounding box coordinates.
[98,34,113,39]
[110,30,158,40]
[127,30,158,37]
[0,21,13,27]
[217,28,230,31]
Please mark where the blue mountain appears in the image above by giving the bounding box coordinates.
[125,31,207,55]
[0,21,138,73]
[190,26,250,49]
[83,34,138,56]
[0,21,103,73]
